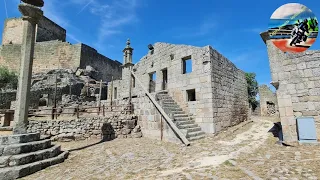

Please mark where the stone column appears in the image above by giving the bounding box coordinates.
[13,3,43,134]
[260,31,298,143]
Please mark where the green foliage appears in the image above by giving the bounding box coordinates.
[245,72,259,111]
[0,66,18,90]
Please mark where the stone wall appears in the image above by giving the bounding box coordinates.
[0,42,122,82]
[27,115,142,141]
[0,41,81,73]
[261,32,320,142]
[2,17,66,45]
[259,85,278,116]
[109,42,249,134]
[131,95,182,143]
[80,44,122,82]
[210,47,249,132]
[37,16,66,42]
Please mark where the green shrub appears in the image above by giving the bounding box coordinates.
[0,66,18,90]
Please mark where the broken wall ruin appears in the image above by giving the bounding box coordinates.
[259,85,279,116]
[261,31,320,142]
[109,42,249,137]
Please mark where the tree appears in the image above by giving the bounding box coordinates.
[0,66,18,90]
[245,72,259,111]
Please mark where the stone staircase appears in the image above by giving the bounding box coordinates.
[156,91,205,141]
[0,133,69,179]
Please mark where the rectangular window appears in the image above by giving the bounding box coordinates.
[149,72,156,93]
[182,55,192,74]
[114,87,117,99]
[186,89,196,101]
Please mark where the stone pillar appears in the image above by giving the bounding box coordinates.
[260,31,298,143]
[13,3,43,134]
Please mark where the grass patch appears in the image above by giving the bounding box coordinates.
[223,160,234,166]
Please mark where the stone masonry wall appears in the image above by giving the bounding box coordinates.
[263,33,320,142]
[130,43,216,133]
[79,44,122,82]
[0,41,81,73]
[36,16,66,42]
[2,17,66,45]
[27,115,142,141]
[1,18,23,45]
[110,42,249,134]
[259,85,278,116]
[131,94,182,143]
[210,47,249,132]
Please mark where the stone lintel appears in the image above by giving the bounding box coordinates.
[19,3,43,24]
[260,31,270,44]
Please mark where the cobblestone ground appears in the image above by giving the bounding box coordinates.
[20,116,320,180]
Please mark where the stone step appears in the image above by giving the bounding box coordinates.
[162,99,175,103]
[156,91,168,95]
[173,114,188,118]
[185,127,202,133]
[0,151,69,180]
[187,131,205,138]
[0,133,40,145]
[175,120,195,126]
[157,96,172,100]
[178,123,198,129]
[1,139,52,156]
[187,134,206,141]
[174,116,192,121]
[171,111,185,114]
[0,145,61,168]
[162,104,179,108]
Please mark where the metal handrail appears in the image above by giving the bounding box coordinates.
[131,71,190,146]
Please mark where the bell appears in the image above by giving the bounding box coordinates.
[21,0,44,7]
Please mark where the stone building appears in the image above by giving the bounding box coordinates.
[261,32,320,142]
[259,84,279,116]
[108,40,250,142]
[0,16,122,82]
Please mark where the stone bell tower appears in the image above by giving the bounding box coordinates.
[122,39,134,104]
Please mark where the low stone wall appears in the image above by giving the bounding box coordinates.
[27,114,142,141]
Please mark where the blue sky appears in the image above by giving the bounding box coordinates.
[1,0,320,92]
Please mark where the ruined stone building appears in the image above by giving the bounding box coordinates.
[108,40,250,142]
[0,15,250,143]
[0,16,122,82]
[259,84,279,116]
[261,32,320,142]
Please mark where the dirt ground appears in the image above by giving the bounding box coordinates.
[14,116,320,179]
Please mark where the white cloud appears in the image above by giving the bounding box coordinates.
[271,3,309,19]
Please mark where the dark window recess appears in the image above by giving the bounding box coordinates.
[187,89,196,101]
[149,72,156,93]
[182,55,192,74]
[114,87,117,99]
[170,54,174,60]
